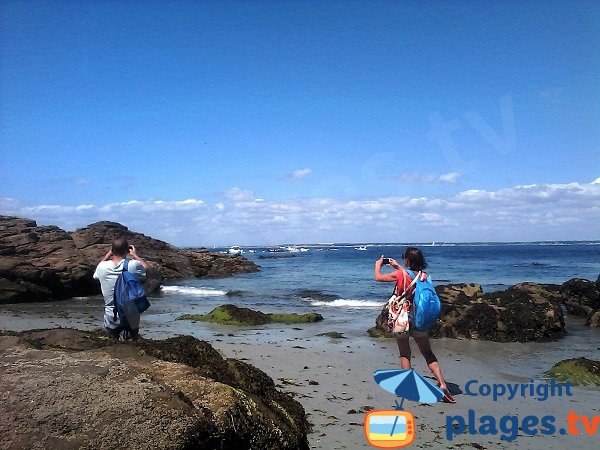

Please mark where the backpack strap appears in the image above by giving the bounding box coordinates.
[405,268,426,282]
[113,259,129,322]
[395,268,421,300]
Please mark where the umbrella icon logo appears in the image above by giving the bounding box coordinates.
[374,368,444,410]
[364,369,444,448]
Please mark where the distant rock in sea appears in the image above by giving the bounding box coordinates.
[0,216,260,304]
[0,328,310,449]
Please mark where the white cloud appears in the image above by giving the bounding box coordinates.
[1,181,599,246]
[438,172,461,183]
[285,168,312,180]
[592,177,600,185]
[224,188,255,201]
[394,172,462,184]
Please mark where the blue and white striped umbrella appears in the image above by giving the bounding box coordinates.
[374,369,444,409]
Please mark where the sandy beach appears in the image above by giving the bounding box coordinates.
[1,296,598,450]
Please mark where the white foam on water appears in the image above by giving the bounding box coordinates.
[161,286,227,296]
[311,299,384,308]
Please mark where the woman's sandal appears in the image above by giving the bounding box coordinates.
[441,389,456,404]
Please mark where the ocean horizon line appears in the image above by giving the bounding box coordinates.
[193,240,600,249]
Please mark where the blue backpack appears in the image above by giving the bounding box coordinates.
[405,269,441,331]
[113,259,150,331]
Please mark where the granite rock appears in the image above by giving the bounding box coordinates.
[0,216,260,303]
[0,328,309,449]
[369,282,567,342]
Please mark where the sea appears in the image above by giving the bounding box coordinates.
[155,242,600,337]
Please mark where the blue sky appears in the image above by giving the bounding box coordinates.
[1,0,599,245]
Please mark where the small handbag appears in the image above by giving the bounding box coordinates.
[385,270,421,334]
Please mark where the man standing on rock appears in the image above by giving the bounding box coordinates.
[93,238,149,339]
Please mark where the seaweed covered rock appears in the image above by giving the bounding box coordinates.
[368,283,484,339]
[0,328,310,449]
[368,283,566,342]
[547,357,600,386]
[559,278,600,318]
[179,304,323,326]
[434,285,565,342]
[587,310,600,328]
[180,304,270,326]
[435,283,483,304]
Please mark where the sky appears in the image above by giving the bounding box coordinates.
[1,0,599,246]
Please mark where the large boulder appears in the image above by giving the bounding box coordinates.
[551,277,600,329]
[435,283,483,304]
[587,310,600,328]
[0,328,309,449]
[71,221,259,280]
[559,278,600,317]
[0,216,260,304]
[0,217,98,303]
[368,283,566,342]
[431,284,566,342]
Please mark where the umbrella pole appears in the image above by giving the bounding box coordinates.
[395,398,405,410]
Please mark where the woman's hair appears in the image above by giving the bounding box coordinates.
[403,247,428,271]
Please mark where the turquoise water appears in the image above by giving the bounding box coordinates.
[157,243,600,334]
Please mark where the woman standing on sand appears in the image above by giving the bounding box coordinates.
[374,247,456,403]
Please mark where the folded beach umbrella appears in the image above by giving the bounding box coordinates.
[374,369,444,409]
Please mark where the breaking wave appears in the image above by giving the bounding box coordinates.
[310,299,384,308]
[295,289,339,302]
[160,286,227,296]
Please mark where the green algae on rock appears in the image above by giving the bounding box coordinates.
[366,326,395,339]
[268,312,323,324]
[178,304,323,326]
[316,331,346,339]
[547,357,600,387]
[179,304,270,326]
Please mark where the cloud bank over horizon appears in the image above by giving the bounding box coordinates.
[1,180,598,247]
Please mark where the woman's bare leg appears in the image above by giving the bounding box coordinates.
[427,361,447,391]
[413,333,448,391]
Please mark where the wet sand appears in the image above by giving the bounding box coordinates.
[1,297,599,449]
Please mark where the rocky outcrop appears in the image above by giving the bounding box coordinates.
[369,281,578,342]
[559,278,600,318]
[430,284,566,342]
[0,216,260,304]
[71,221,259,280]
[587,310,600,328]
[0,328,309,450]
[0,217,98,303]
